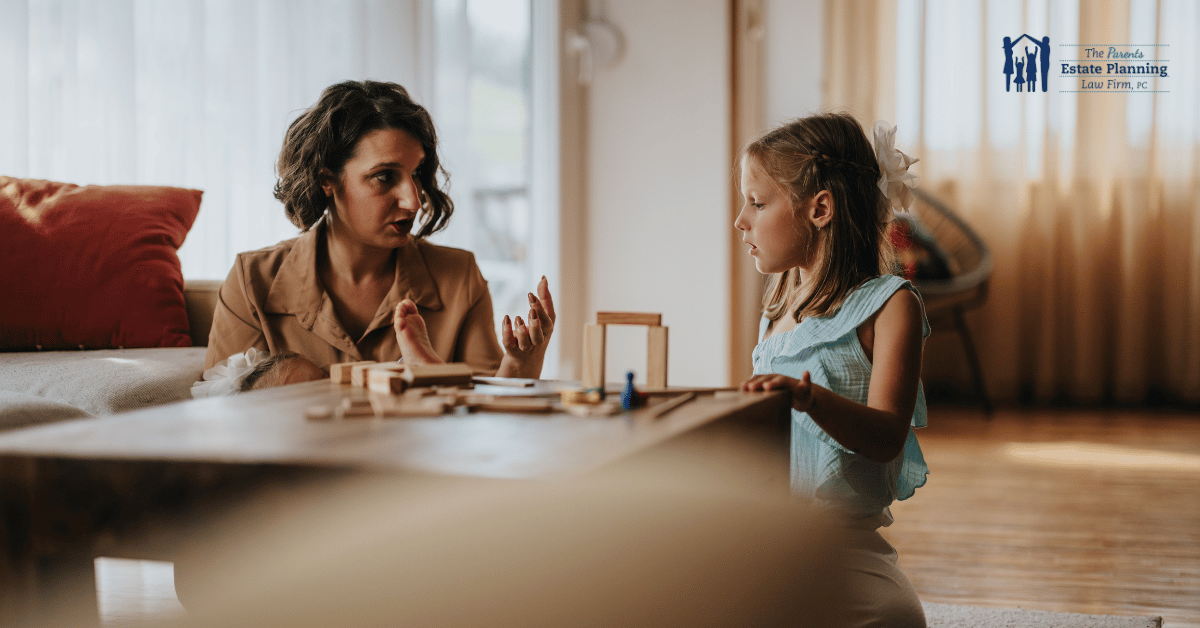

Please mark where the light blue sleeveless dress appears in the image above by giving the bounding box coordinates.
[753,274,930,528]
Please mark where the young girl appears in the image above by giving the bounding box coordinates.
[736,113,929,628]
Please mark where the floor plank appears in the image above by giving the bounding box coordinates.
[882,408,1200,627]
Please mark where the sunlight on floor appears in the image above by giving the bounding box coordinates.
[1001,442,1200,472]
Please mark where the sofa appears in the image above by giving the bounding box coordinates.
[0,280,220,431]
[0,176,230,431]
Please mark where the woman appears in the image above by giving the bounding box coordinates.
[205,80,553,382]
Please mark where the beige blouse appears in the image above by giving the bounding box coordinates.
[205,223,504,374]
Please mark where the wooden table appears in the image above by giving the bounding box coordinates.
[0,379,788,626]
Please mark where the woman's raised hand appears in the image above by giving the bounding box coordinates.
[393,298,444,365]
[741,370,815,412]
[497,276,555,378]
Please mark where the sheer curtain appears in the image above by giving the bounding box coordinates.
[428,0,535,347]
[0,0,426,280]
[826,0,1200,404]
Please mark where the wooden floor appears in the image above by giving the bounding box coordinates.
[96,407,1200,626]
[882,407,1200,627]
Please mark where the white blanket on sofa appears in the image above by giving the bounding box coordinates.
[0,347,207,430]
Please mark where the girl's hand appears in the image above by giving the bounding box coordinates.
[741,371,815,412]
[497,277,555,378]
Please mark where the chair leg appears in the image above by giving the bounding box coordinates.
[952,307,993,418]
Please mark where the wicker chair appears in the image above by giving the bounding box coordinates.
[905,188,994,416]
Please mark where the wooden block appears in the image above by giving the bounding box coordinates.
[434,386,468,396]
[560,389,604,405]
[430,394,460,406]
[596,312,662,326]
[472,377,536,388]
[379,401,449,418]
[401,363,474,387]
[338,398,376,418]
[341,398,373,410]
[359,363,405,388]
[646,325,668,389]
[367,367,408,394]
[351,363,386,387]
[581,323,606,390]
[330,361,376,385]
[564,401,622,417]
[404,387,436,398]
[367,376,405,395]
[465,396,554,413]
[369,396,449,417]
[304,405,333,420]
[368,363,407,374]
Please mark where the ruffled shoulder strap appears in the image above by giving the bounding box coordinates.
[777,275,930,354]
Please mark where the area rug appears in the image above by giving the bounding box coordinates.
[923,601,1163,628]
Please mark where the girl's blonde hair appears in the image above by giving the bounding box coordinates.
[741,112,893,323]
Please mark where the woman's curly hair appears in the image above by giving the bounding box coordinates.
[274,80,454,235]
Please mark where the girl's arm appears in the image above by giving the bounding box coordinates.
[742,289,924,463]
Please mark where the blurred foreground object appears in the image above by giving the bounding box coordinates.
[167,439,846,627]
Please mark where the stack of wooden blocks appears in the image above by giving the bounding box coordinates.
[311,310,674,420]
[311,361,552,420]
[581,312,668,390]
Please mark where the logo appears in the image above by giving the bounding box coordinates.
[1062,46,1169,92]
[1002,34,1050,93]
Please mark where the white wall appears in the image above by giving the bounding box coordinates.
[584,0,731,387]
[764,0,824,127]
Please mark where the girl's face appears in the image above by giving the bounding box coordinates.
[323,127,426,251]
[734,156,816,275]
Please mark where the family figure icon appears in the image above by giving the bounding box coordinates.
[1003,34,1050,93]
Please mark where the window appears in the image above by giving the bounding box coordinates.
[2,0,539,307]
[429,0,536,342]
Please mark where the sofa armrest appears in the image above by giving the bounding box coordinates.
[184,280,222,347]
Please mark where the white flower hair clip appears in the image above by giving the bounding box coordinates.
[872,121,919,222]
[190,348,267,398]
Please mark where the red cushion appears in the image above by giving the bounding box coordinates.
[0,177,202,350]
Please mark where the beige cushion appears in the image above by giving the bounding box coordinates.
[185,280,221,347]
[0,390,91,431]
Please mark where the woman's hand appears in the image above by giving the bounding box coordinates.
[393,298,444,365]
[496,276,555,378]
[742,370,816,413]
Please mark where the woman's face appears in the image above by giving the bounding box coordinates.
[323,127,426,250]
[734,156,814,275]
